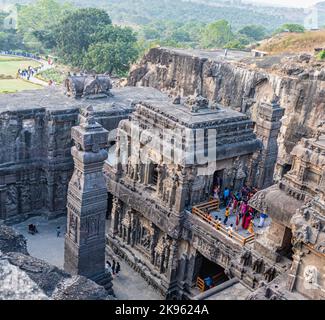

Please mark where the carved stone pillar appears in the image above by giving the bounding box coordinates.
[150,224,159,265]
[166,239,178,281]
[174,169,187,213]
[64,106,113,293]
[255,98,285,189]
[110,196,121,236]
[286,249,303,292]
[0,185,6,220]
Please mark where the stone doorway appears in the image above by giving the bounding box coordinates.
[277,227,294,260]
[192,252,229,292]
[212,169,224,192]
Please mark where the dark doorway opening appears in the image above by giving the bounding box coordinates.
[277,227,293,260]
[282,164,292,177]
[212,170,224,192]
[193,253,229,292]
[106,192,113,220]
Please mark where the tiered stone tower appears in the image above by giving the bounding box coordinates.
[64,106,112,293]
[255,97,285,189]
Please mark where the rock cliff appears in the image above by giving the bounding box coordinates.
[128,48,325,177]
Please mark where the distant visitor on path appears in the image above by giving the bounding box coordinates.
[223,187,230,206]
[224,207,230,225]
[56,226,61,237]
[115,262,121,276]
[106,261,113,275]
[112,259,116,275]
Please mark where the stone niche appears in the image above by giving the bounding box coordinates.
[293,248,325,300]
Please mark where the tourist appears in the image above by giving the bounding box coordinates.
[223,207,230,225]
[28,224,35,235]
[106,261,113,275]
[235,211,240,231]
[215,218,221,230]
[227,224,233,237]
[258,211,268,228]
[204,276,213,289]
[242,211,251,230]
[223,187,230,206]
[233,198,238,210]
[56,226,61,237]
[248,219,255,235]
[112,259,116,275]
[240,201,248,216]
[213,185,220,202]
[115,262,121,276]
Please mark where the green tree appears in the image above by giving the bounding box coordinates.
[275,23,305,34]
[238,25,267,41]
[83,41,138,76]
[200,20,234,48]
[225,34,250,49]
[53,8,112,67]
[82,25,138,76]
[17,0,73,50]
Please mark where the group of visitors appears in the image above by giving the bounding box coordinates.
[26,224,62,237]
[28,224,38,235]
[207,184,268,238]
[1,50,41,60]
[17,66,38,81]
[106,259,121,277]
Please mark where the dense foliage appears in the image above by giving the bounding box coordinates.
[0,0,316,76]
[274,23,305,34]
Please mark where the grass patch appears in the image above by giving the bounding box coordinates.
[259,31,325,54]
[0,56,26,62]
[0,56,41,77]
[317,50,325,60]
[0,79,43,93]
[0,54,43,94]
[36,68,66,84]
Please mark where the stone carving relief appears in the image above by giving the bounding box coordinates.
[65,75,113,99]
[184,95,209,113]
[5,185,18,214]
[249,190,268,212]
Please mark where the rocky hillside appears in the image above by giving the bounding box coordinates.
[259,31,325,55]
[127,47,325,177]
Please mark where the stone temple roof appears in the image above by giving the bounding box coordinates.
[136,98,250,129]
[0,86,166,114]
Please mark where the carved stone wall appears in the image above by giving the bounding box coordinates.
[0,87,146,223]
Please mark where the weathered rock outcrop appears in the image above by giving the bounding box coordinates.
[128,47,325,178]
[0,225,28,255]
[0,225,113,300]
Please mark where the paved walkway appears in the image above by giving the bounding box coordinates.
[13,216,66,268]
[106,246,163,300]
[13,216,163,300]
[22,60,53,87]
[1,52,54,87]
[207,206,271,237]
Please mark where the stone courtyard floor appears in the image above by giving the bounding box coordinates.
[13,216,163,300]
[207,206,271,237]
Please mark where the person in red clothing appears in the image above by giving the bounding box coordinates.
[235,212,240,231]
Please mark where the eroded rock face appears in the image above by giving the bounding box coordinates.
[0,251,112,300]
[0,226,113,300]
[0,225,28,255]
[128,47,325,177]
